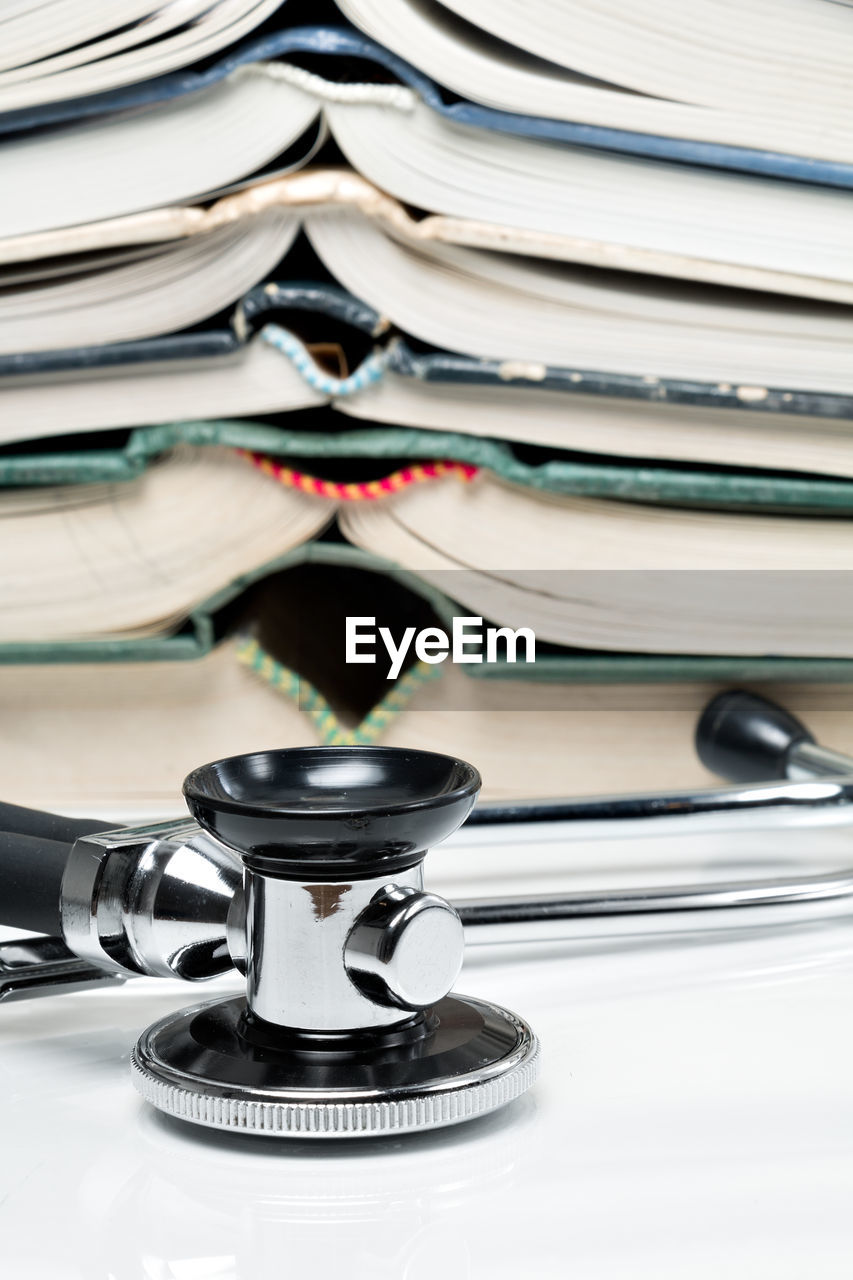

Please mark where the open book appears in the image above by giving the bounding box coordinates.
[306,210,853,394]
[339,0,853,169]
[7,17,853,179]
[5,639,853,814]
[4,204,853,386]
[0,210,300,354]
[5,444,853,657]
[0,0,283,111]
[2,65,852,304]
[338,0,853,165]
[4,317,853,490]
[419,0,853,120]
[3,253,853,492]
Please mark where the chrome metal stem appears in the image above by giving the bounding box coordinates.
[470,732,853,842]
[244,865,425,1032]
[458,870,853,945]
[456,739,853,944]
[0,936,126,1002]
[60,820,242,981]
[787,741,853,780]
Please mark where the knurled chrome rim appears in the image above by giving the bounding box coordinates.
[131,997,540,1139]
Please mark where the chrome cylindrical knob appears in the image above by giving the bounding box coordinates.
[244,865,427,1032]
[344,885,465,1011]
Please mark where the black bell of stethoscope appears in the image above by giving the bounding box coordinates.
[1,689,852,1139]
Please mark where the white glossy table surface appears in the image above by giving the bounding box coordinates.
[2,824,852,1279]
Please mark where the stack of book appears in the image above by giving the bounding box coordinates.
[2,0,853,816]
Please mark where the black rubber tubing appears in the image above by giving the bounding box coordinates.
[0,800,109,846]
[0,805,113,935]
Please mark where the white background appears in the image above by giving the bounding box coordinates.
[2,823,852,1278]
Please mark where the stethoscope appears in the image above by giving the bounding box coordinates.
[1,688,852,1140]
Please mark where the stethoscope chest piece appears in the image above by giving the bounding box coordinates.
[130,746,540,1138]
[132,992,538,1138]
